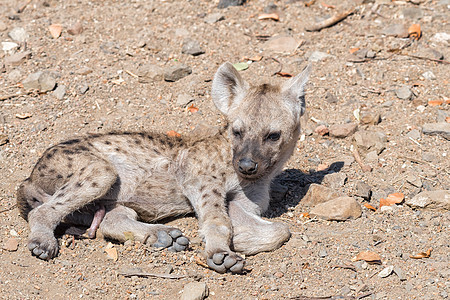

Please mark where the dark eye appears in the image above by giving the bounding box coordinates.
[266,132,281,141]
[232,129,242,138]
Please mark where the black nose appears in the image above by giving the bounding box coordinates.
[238,158,258,175]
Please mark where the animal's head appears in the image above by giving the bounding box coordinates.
[212,62,310,181]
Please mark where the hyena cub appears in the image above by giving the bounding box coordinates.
[17,62,309,273]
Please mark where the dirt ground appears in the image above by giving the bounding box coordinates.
[0,0,449,299]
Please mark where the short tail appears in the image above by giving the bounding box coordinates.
[16,179,37,221]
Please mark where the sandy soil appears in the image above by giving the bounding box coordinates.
[0,0,449,299]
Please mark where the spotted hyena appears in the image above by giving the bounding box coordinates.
[17,62,309,273]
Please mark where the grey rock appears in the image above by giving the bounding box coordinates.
[378,265,394,278]
[422,123,450,140]
[329,123,358,138]
[180,282,209,300]
[360,110,381,125]
[136,63,164,82]
[182,39,205,56]
[22,71,43,90]
[325,92,338,104]
[394,266,407,281]
[176,93,194,107]
[431,32,450,44]
[366,50,376,59]
[416,48,444,61]
[8,27,28,42]
[164,64,192,82]
[310,196,362,221]
[356,181,371,200]
[318,249,328,258]
[7,69,22,83]
[53,85,66,100]
[381,24,409,38]
[365,150,379,161]
[354,130,387,154]
[422,152,435,162]
[406,174,422,188]
[78,83,89,95]
[308,51,333,62]
[302,183,342,207]
[323,172,347,189]
[218,0,246,9]
[406,190,450,210]
[39,72,57,92]
[422,71,436,80]
[395,86,413,100]
[2,41,19,52]
[4,51,32,66]
[264,3,278,13]
[406,129,421,140]
[204,13,225,24]
[401,7,423,19]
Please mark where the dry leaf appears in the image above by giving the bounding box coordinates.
[300,212,310,219]
[427,100,443,107]
[275,72,293,78]
[258,13,280,21]
[410,248,432,259]
[105,247,118,261]
[352,251,382,264]
[408,24,421,40]
[166,130,181,138]
[187,104,199,113]
[243,55,263,62]
[349,47,360,54]
[49,24,62,39]
[305,0,316,7]
[363,203,377,211]
[387,192,404,203]
[321,2,336,9]
[380,192,404,207]
[446,116,450,123]
[15,113,32,119]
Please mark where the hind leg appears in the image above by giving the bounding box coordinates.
[27,159,117,260]
[99,205,189,252]
[229,199,291,256]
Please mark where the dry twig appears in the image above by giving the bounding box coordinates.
[403,54,450,64]
[0,204,17,214]
[0,91,34,101]
[351,145,372,172]
[305,7,355,32]
[17,0,32,13]
[118,271,187,279]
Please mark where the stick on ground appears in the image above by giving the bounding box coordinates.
[305,7,355,32]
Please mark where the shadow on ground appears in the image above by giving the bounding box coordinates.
[267,161,344,218]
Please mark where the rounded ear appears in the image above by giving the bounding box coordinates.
[211,62,248,115]
[282,64,311,117]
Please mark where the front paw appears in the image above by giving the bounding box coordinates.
[28,232,59,260]
[152,228,189,252]
[206,251,245,274]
